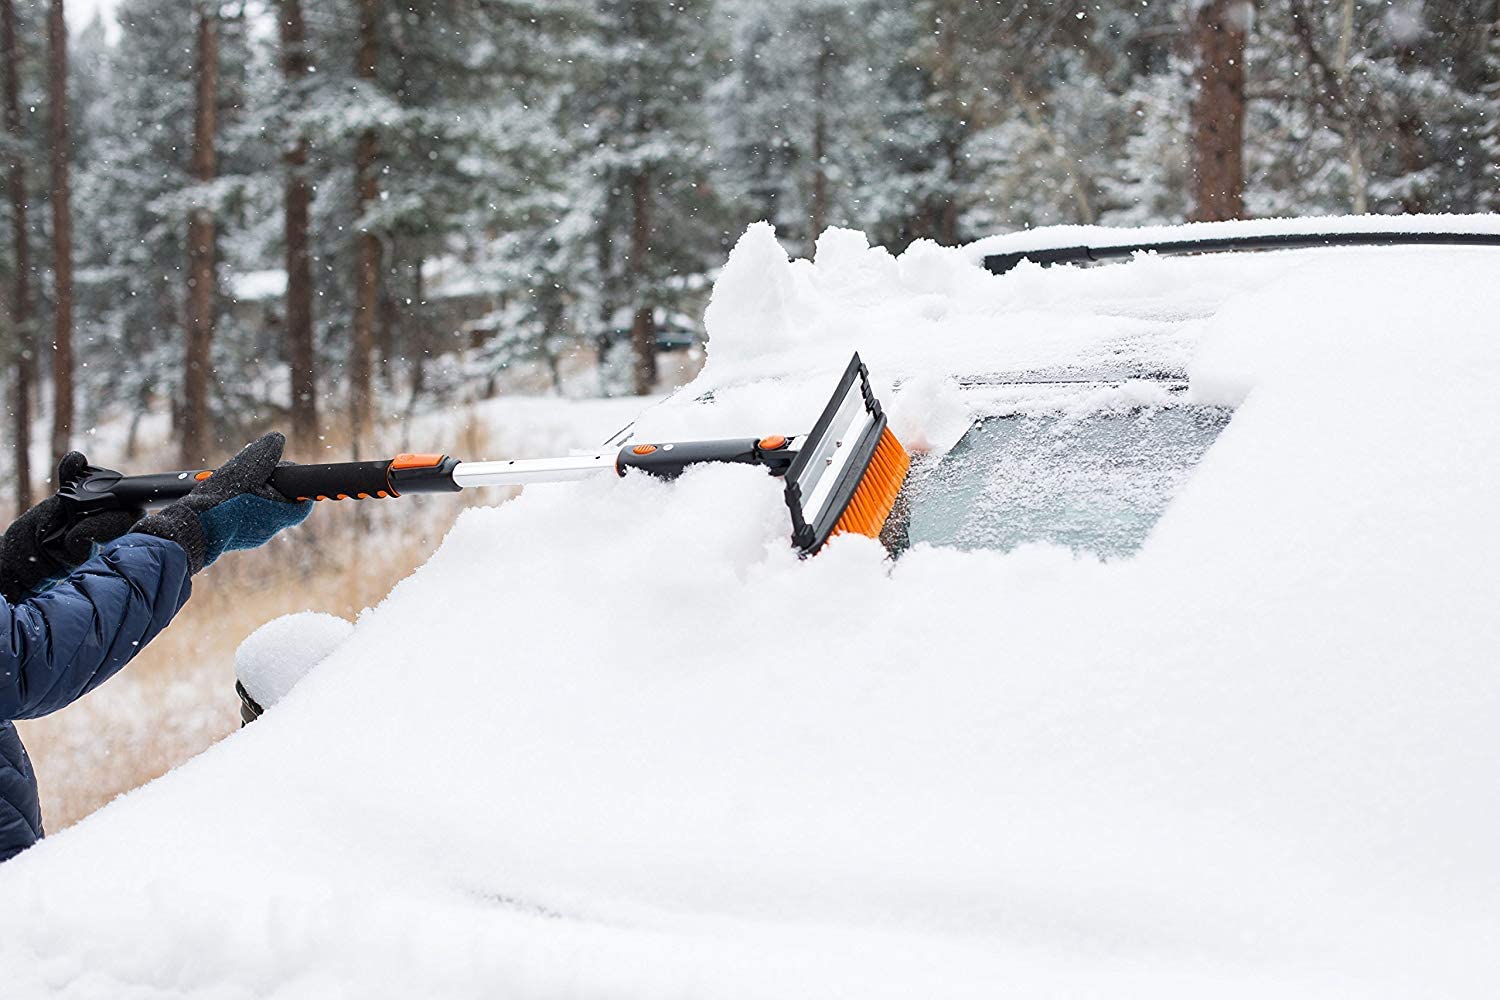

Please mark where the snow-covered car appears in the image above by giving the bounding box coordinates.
[4,217,1499,998]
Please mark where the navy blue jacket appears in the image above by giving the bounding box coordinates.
[0,533,192,862]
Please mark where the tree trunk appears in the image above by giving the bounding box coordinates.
[810,40,830,256]
[402,261,426,423]
[1334,0,1367,214]
[182,3,219,466]
[628,169,655,396]
[1189,0,1249,222]
[934,1,961,245]
[1393,39,1428,214]
[278,0,317,457]
[595,193,613,397]
[47,0,72,459]
[2,0,33,510]
[349,0,380,459]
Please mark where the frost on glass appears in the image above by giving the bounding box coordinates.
[901,407,1232,559]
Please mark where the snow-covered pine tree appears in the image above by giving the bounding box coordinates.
[72,0,259,446]
[1482,10,1500,210]
[375,0,578,403]
[263,0,580,425]
[1250,0,1486,217]
[461,1,600,399]
[1399,0,1491,212]
[711,0,892,257]
[892,0,1151,242]
[899,0,1011,244]
[567,0,724,395]
[71,0,196,427]
[1100,58,1196,226]
[967,0,1175,232]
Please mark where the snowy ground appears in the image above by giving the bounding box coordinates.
[3,219,1500,997]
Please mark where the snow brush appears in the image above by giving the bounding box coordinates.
[59,353,910,556]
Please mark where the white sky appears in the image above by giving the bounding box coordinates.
[68,0,120,42]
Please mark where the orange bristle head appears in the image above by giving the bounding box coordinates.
[830,426,910,542]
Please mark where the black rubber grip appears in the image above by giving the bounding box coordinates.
[101,470,205,508]
[68,454,465,511]
[615,437,798,479]
[269,461,396,500]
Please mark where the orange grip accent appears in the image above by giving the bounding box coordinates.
[391,453,444,470]
[194,470,213,481]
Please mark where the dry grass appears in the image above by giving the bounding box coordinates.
[15,418,504,833]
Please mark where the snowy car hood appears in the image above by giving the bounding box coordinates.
[4,221,1500,999]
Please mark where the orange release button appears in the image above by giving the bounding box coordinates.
[391,453,444,470]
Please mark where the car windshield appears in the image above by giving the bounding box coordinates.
[897,406,1232,559]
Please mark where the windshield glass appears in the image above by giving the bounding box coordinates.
[898,406,1232,559]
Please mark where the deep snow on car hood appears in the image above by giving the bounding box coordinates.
[4,221,1500,999]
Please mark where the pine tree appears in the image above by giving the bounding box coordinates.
[73,0,256,445]
[269,0,581,429]
[1189,0,1250,221]
[74,0,193,423]
[342,0,379,457]
[570,0,723,395]
[1,0,35,507]
[1100,54,1195,226]
[47,0,72,456]
[277,0,317,454]
[1482,14,1500,210]
[1252,0,1486,217]
[181,1,220,465]
[712,0,892,255]
[904,0,999,243]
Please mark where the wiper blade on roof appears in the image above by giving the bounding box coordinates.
[983,230,1500,275]
[948,375,1189,390]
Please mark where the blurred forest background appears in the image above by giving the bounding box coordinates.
[1,0,1498,506]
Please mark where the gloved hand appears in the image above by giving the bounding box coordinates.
[133,432,313,573]
[0,452,145,603]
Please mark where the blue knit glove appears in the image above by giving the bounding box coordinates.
[133,433,313,573]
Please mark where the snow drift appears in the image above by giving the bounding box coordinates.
[3,220,1499,998]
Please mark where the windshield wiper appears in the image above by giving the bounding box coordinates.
[983,230,1500,275]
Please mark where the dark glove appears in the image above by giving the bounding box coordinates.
[133,432,313,574]
[0,452,145,603]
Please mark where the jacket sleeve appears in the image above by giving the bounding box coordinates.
[0,533,193,722]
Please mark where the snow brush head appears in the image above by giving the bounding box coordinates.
[783,353,911,555]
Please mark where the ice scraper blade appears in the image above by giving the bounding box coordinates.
[780,353,910,555]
